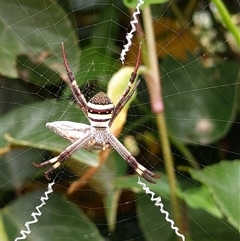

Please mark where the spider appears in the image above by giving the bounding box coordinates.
[34,43,159,183]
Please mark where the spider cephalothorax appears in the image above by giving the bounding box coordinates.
[34,43,159,183]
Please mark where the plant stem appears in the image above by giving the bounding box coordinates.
[142,5,184,237]
[211,0,240,46]
[170,137,200,170]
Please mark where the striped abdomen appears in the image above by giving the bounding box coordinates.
[87,92,114,127]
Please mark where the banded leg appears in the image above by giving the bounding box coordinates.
[61,43,89,120]
[110,44,142,125]
[108,133,160,183]
[109,79,140,126]
[34,134,93,180]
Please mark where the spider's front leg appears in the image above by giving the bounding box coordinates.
[34,134,93,180]
[61,42,89,121]
[109,44,142,126]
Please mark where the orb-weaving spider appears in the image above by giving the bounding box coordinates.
[34,43,159,183]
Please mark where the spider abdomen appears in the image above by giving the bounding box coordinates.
[87,92,115,127]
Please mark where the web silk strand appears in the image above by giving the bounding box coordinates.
[120,0,145,64]
[137,177,185,241]
[14,181,55,241]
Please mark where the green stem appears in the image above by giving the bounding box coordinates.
[142,6,184,238]
[211,0,240,46]
[170,136,200,170]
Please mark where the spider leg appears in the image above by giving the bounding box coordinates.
[110,44,142,125]
[108,133,160,183]
[109,79,140,126]
[61,43,89,120]
[34,133,93,180]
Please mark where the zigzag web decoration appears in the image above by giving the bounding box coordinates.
[14,180,55,240]
[137,177,185,241]
[120,0,145,63]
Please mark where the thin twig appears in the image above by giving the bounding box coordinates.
[142,5,185,238]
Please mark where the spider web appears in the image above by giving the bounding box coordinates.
[1,0,240,240]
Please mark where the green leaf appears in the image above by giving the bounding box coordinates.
[180,185,222,218]
[115,173,239,239]
[2,190,105,240]
[162,55,239,144]
[103,190,121,232]
[137,194,239,241]
[0,149,49,190]
[0,100,98,176]
[187,207,240,241]
[137,194,174,241]
[1,0,79,80]
[123,0,170,8]
[189,160,240,231]
[0,19,20,78]
[0,77,36,115]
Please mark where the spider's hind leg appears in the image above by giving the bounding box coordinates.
[34,133,93,180]
[44,161,61,180]
[134,162,161,184]
[33,156,58,168]
[108,134,160,183]
[33,156,60,180]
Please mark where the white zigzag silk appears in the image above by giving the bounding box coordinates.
[137,177,185,241]
[120,0,145,63]
[14,181,55,241]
